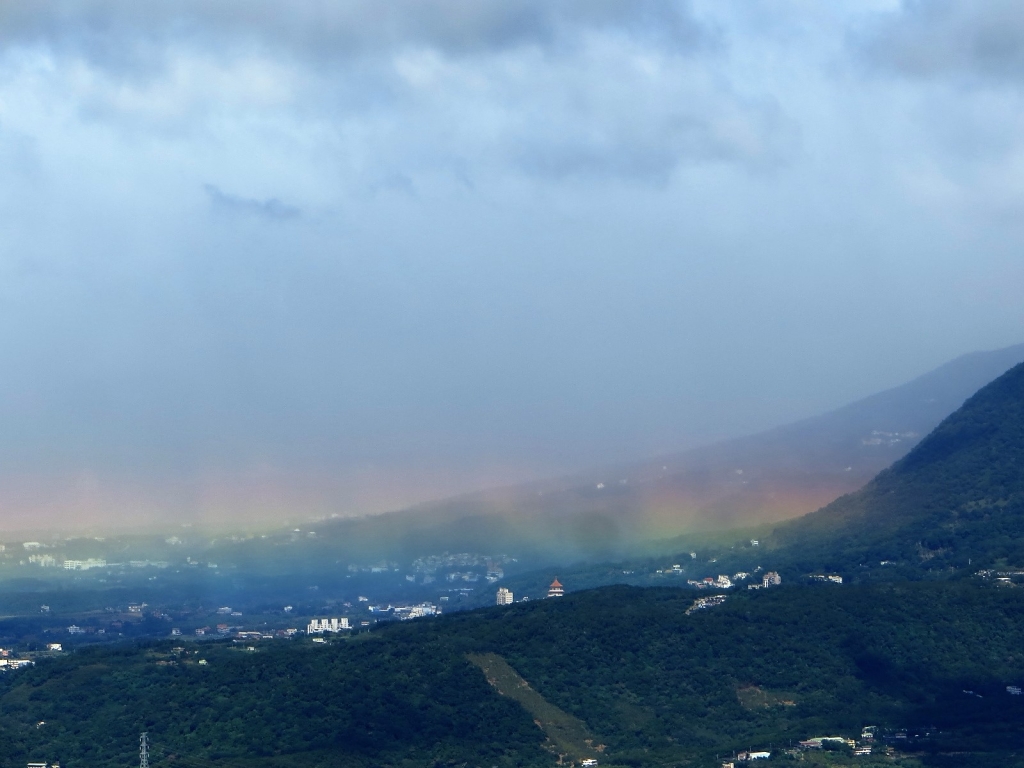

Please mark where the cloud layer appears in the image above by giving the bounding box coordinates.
[0,1,1022,530]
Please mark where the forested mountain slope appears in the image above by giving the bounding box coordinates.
[771,361,1024,574]
[2,583,1024,768]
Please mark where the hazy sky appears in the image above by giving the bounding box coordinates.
[1,1,1023,530]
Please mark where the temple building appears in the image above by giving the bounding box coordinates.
[547,578,564,598]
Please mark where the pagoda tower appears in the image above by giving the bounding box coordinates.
[547,578,564,598]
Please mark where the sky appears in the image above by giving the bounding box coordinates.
[1,0,1023,532]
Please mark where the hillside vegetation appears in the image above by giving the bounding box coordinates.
[2,583,1024,768]
[772,361,1024,575]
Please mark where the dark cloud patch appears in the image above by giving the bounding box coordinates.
[204,184,301,221]
[0,0,713,67]
[512,98,795,182]
[0,1,744,185]
[858,0,1024,83]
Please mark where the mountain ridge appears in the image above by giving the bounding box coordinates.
[296,343,1024,562]
[769,359,1024,574]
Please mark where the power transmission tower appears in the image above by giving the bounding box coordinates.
[140,732,149,768]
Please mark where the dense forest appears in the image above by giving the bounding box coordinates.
[2,581,1023,768]
[764,361,1024,577]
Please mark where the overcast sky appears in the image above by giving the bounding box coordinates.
[1,0,1023,531]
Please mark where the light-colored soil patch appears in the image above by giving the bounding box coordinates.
[468,652,603,762]
[736,685,797,709]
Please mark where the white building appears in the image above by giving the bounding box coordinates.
[762,571,781,588]
[496,587,514,605]
[397,603,439,620]
[63,559,107,571]
[307,617,350,634]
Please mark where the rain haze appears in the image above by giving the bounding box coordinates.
[1,0,1022,533]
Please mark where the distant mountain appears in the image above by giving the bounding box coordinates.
[771,359,1024,575]
[612,342,1024,532]
[289,343,1024,563]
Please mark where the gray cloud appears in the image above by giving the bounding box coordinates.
[0,0,712,63]
[0,0,759,183]
[512,93,795,181]
[0,2,1022,530]
[205,184,301,221]
[859,1,1024,82]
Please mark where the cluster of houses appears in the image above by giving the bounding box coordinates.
[721,750,770,765]
[63,558,108,570]
[686,594,728,615]
[406,553,514,586]
[976,569,1024,586]
[307,618,351,634]
[799,731,877,756]
[799,736,857,750]
[23,555,170,571]
[686,571,782,591]
[170,601,447,641]
[688,574,737,589]
[808,574,843,584]
[0,648,35,671]
[0,658,35,670]
[747,572,781,589]
[724,726,887,764]
[236,629,297,640]
[367,602,440,620]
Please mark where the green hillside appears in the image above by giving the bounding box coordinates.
[2,582,1024,768]
[770,361,1024,575]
